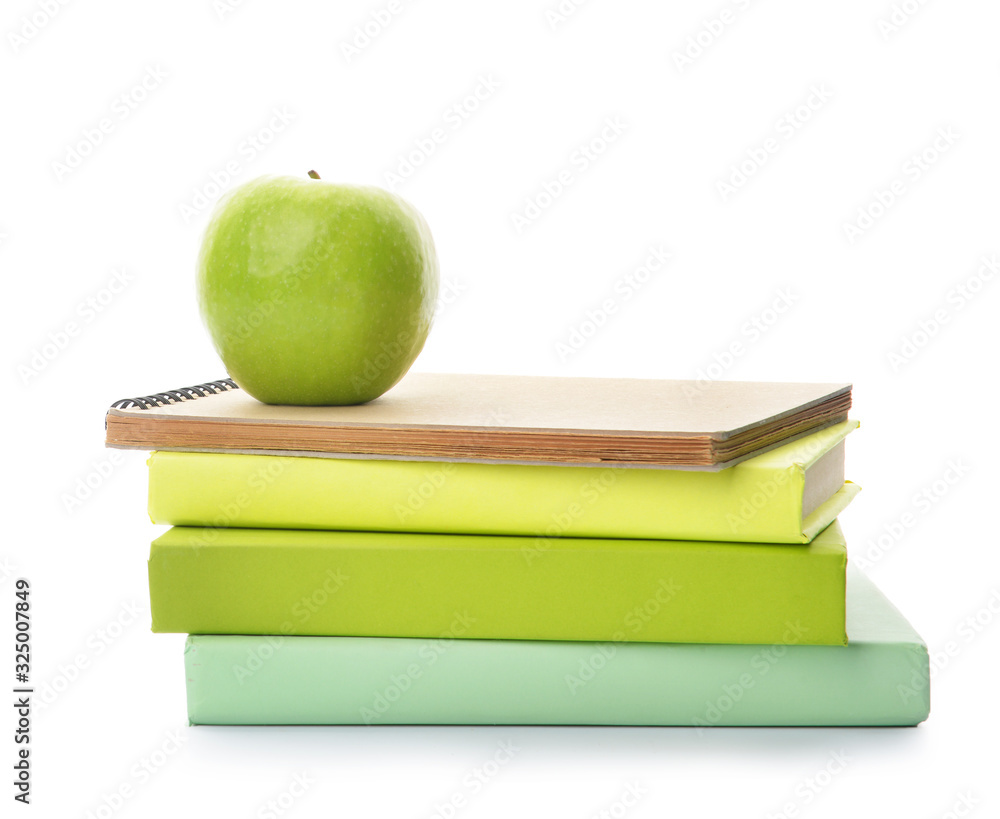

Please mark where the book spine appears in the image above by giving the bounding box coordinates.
[149,525,848,645]
[184,634,929,726]
[148,451,811,543]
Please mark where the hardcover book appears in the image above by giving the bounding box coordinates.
[148,521,849,645]
[147,419,858,543]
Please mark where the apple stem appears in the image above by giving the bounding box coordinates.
[308,170,321,179]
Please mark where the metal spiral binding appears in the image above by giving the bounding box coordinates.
[109,378,240,410]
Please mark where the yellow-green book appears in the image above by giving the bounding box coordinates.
[147,420,858,543]
[148,521,849,645]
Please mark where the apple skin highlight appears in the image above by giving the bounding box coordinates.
[197,174,439,405]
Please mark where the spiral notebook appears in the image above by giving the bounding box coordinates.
[104,373,851,469]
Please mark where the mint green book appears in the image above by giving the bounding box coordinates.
[184,567,929,726]
[147,420,859,544]
[149,521,848,645]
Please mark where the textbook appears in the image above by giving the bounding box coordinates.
[148,522,849,645]
[184,567,929,727]
[107,373,852,468]
[147,419,858,543]
[148,421,858,543]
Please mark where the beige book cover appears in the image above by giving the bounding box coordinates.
[105,372,851,469]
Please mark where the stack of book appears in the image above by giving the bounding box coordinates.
[105,373,930,726]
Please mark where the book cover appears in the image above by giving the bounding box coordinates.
[149,521,849,645]
[147,419,858,543]
[107,373,852,468]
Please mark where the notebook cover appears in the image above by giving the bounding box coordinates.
[184,567,928,726]
[149,522,848,645]
[147,420,860,544]
[107,373,852,468]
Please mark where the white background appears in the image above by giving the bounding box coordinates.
[2,0,999,816]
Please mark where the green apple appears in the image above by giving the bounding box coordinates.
[196,172,439,405]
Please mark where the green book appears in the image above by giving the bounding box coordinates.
[147,420,859,544]
[184,567,929,726]
[149,522,848,645]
